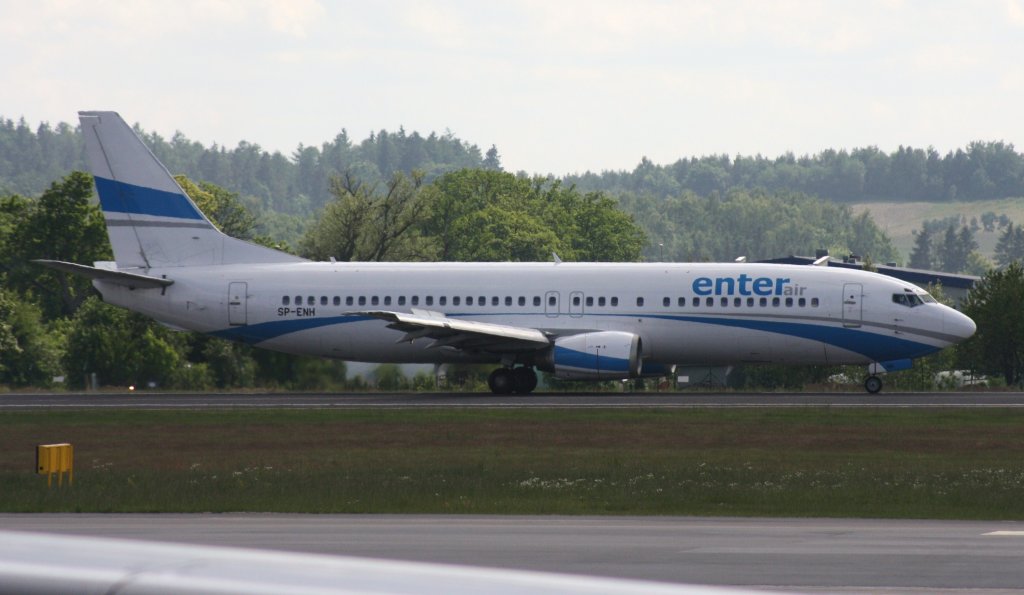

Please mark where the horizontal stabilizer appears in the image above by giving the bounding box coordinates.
[33,260,173,289]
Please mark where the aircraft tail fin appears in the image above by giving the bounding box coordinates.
[78,111,304,269]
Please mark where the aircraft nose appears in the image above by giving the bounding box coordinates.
[944,308,977,342]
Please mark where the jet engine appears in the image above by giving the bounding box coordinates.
[539,331,643,380]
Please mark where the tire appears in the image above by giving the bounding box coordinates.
[864,375,883,394]
[512,367,538,394]
[487,368,514,394]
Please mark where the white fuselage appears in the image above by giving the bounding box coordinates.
[94,261,974,368]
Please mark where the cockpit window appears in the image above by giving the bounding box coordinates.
[893,292,925,307]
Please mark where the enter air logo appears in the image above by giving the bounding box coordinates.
[692,275,807,296]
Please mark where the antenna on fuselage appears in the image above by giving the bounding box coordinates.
[734,256,747,263]
[552,252,562,264]
[812,255,830,266]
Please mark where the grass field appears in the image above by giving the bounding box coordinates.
[3,408,1024,519]
[851,197,1024,263]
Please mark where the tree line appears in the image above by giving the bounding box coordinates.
[5,116,1024,223]
[568,142,1024,203]
[0,116,498,218]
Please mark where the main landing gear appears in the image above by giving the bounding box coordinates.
[487,367,538,394]
[864,375,883,394]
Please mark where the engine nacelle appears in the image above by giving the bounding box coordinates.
[541,331,642,380]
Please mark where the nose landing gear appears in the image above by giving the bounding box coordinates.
[487,367,538,394]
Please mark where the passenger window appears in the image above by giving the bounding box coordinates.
[598,297,606,307]
[398,296,406,306]
[692,297,700,307]
[426,296,434,306]
[586,297,594,307]
[307,296,314,305]
[439,296,446,306]
[734,297,741,307]
[785,297,793,307]
[811,297,819,307]
[294,295,301,305]
[720,297,728,307]
[412,296,419,306]
[534,296,541,306]
[611,297,619,307]
[358,296,366,306]
[479,296,486,305]
[282,296,290,305]
[772,297,780,306]
[760,297,767,307]
[548,296,556,306]
[678,297,685,307]
[663,297,671,307]
[492,296,499,306]
[371,296,379,306]
[384,296,392,306]
[333,296,341,306]
[705,297,713,307]
[747,297,754,307]
[798,297,805,307]
[320,296,327,306]
[518,296,526,306]
[453,296,460,306]
[467,296,474,306]
[346,296,354,306]
[505,296,512,306]
[573,296,581,306]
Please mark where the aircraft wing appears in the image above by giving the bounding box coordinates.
[351,309,552,353]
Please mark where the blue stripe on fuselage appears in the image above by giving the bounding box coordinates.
[210,316,374,344]
[207,313,939,362]
[94,176,205,220]
[641,314,940,361]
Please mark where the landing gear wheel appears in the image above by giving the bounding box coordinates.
[487,368,515,394]
[512,367,538,394]
[864,375,883,394]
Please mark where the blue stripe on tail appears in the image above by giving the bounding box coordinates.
[94,177,204,220]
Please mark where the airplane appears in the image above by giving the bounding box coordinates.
[37,111,977,395]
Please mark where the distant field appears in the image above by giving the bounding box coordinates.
[3,408,1024,519]
[851,198,1024,263]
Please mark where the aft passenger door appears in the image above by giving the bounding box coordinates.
[842,283,862,328]
[228,282,248,326]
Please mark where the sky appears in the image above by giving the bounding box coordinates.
[3,0,1024,175]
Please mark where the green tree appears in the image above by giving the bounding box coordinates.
[0,290,63,386]
[175,175,258,239]
[908,225,933,269]
[1,172,110,319]
[958,262,1024,386]
[423,169,644,262]
[63,296,188,389]
[994,223,1024,267]
[301,171,432,261]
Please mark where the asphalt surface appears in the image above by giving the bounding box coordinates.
[2,514,1023,593]
[2,390,1024,409]
[6,391,1024,592]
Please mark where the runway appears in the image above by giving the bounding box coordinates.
[2,390,1024,409]
[2,514,1023,592]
